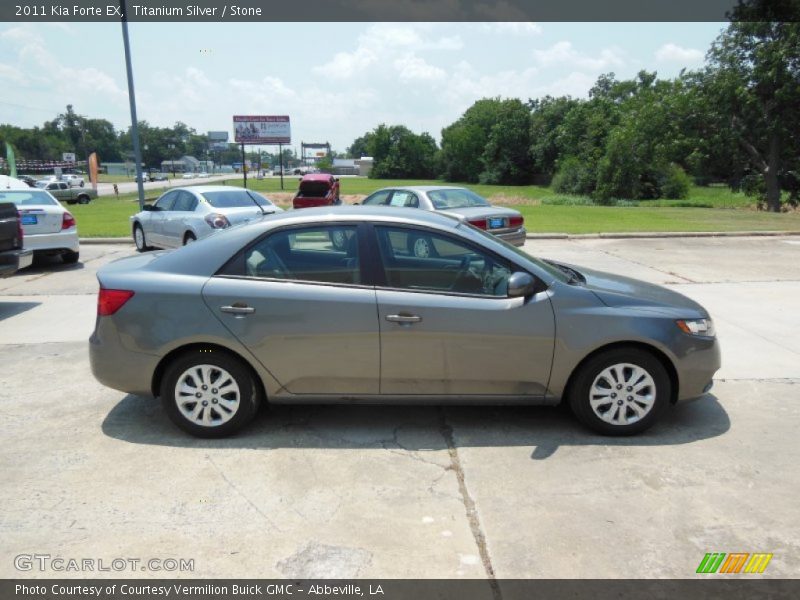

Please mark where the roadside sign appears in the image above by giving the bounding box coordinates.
[62,152,76,162]
[233,115,290,144]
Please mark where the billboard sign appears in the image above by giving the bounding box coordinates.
[62,152,76,162]
[208,131,228,142]
[233,115,290,144]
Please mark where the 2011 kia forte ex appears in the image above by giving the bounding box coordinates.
[89,206,720,438]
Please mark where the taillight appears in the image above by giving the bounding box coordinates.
[97,288,135,316]
[468,218,487,230]
[62,212,76,230]
[509,215,524,229]
[205,213,230,229]
[16,210,24,247]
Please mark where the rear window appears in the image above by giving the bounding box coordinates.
[0,190,59,206]
[428,188,490,209]
[201,190,273,208]
[298,182,332,197]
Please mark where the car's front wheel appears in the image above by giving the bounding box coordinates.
[568,347,670,436]
[133,224,151,252]
[161,350,261,437]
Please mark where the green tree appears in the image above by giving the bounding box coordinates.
[361,124,437,179]
[706,2,800,211]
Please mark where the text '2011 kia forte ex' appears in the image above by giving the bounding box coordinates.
[89,206,720,438]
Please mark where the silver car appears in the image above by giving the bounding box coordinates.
[130,185,282,250]
[91,206,720,438]
[360,186,526,253]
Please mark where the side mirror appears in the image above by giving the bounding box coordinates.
[507,272,536,298]
[143,204,157,211]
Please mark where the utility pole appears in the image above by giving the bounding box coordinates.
[120,0,145,211]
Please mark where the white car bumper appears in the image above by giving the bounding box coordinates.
[24,230,80,253]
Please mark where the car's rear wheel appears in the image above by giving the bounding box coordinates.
[133,224,151,252]
[77,195,90,205]
[62,250,79,264]
[161,350,261,437]
[183,232,196,245]
[568,348,670,436]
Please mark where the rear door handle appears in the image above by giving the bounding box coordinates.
[220,304,255,315]
[386,314,422,324]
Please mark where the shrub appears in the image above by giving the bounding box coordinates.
[552,156,594,196]
[660,164,691,199]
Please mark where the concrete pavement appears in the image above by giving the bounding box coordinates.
[0,236,798,579]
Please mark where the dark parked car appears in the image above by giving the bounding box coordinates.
[292,174,341,209]
[0,202,33,277]
[90,206,720,438]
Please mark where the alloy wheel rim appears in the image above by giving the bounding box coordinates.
[589,362,656,426]
[413,238,430,258]
[134,227,144,248]
[174,364,240,427]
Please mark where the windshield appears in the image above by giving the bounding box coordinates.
[428,188,491,209]
[0,190,59,206]
[458,222,571,283]
[201,190,273,208]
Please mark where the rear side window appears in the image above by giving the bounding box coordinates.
[172,191,198,212]
[362,190,391,206]
[237,225,361,285]
[155,191,178,211]
[388,191,419,208]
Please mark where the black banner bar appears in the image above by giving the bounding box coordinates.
[2,0,798,23]
[3,579,800,600]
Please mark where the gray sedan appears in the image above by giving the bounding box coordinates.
[361,186,526,254]
[90,206,719,438]
[130,185,282,250]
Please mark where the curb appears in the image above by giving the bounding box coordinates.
[525,230,800,240]
[80,230,800,244]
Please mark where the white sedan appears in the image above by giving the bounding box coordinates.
[0,188,80,263]
[130,185,282,251]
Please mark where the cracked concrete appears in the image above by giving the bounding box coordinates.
[0,236,798,579]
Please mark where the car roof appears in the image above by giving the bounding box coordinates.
[249,205,462,228]
[300,173,335,182]
[375,185,468,193]
[175,185,252,193]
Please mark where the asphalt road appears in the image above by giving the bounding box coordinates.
[0,236,798,580]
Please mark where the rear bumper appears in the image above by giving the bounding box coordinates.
[24,231,80,253]
[494,227,527,247]
[293,199,335,209]
[0,248,33,277]
[89,318,159,397]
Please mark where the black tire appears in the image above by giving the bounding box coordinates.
[183,232,196,246]
[133,224,151,252]
[160,349,261,438]
[62,250,80,264]
[79,181,84,187]
[567,347,670,436]
[77,195,90,205]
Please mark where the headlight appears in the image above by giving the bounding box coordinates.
[676,319,715,337]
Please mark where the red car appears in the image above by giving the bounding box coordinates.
[292,174,341,209]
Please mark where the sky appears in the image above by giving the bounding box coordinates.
[0,22,727,154]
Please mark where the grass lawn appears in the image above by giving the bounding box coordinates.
[70,179,799,238]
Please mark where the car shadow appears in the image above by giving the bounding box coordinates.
[26,254,85,271]
[101,394,729,459]
[0,300,40,321]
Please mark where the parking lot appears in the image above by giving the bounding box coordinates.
[0,235,798,579]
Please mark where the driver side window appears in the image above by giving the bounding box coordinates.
[375,226,512,297]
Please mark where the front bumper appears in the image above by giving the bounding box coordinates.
[674,336,722,402]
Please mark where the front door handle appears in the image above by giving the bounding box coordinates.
[220,303,255,315]
[386,313,422,324]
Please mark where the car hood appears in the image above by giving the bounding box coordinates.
[439,206,521,220]
[554,262,708,318]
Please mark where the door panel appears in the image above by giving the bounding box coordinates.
[377,289,555,395]
[203,278,379,396]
